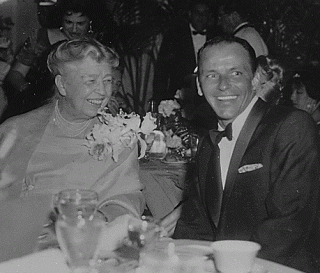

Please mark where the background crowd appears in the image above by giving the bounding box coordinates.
[0,0,320,272]
[0,0,320,123]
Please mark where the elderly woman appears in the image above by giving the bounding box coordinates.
[3,0,113,120]
[0,38,145,222]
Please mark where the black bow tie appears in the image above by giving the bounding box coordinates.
[192,30,206,36]
[214,123,232,144]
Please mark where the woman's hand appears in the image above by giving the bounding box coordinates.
[37,211,59,250]
[98,214,140,255]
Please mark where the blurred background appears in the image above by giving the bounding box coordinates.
[1,0,320,114]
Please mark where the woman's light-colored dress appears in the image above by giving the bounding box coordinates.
[0,100,145,221]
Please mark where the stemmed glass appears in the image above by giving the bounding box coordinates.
[55,189,105,273]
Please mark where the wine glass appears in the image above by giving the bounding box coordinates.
[55,189,105,273]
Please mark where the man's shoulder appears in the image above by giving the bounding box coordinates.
[262,104,317,132]
[237,25,260,35]
[265,104,312,120]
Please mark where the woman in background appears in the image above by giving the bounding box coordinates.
[287,66,320,132]
[3,0,114,120]
[253,55,284,105]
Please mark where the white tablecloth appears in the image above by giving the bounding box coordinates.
[0,240,305,273]
[140,159,187,220]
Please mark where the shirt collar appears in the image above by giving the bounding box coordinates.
[233,22,249,34]
[190,23,206,34]
[218,96,258,141]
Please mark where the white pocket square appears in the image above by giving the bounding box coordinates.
[238,163,263,173]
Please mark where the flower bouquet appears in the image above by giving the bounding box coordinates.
[86,109,157,162]
[157,100,199,162]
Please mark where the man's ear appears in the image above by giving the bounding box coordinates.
[55,75,66,97]
[196,76,203,96]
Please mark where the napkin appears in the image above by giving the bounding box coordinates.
[0,249,70,273]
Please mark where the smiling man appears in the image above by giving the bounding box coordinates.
[173,35,320,273]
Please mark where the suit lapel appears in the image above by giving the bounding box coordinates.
[198,131,223,228]
[198,134,213,202]
[208,131,224,227]
[223,99,269,204]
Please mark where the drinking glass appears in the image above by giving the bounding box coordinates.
[127,216,162,251]
[55,189,105,273]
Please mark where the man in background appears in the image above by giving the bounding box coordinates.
[153,0,221,132]
[218,0,268,57]
[153,0,221,101]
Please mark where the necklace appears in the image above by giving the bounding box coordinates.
[53,101,91,137]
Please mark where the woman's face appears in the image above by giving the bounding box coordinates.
[62,12,90,40]
[58,56,113,122]
[290,84,312,113]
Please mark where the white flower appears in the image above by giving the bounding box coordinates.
[86,109,156,162]
[164,130,182,148]
[140,112,157,135]
[158,100,180,117]
[174,89,184,100]
[165,134,182,148]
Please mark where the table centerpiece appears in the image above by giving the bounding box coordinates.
[157,99,199,162]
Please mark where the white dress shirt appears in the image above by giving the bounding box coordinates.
[218,96,258,188]
[190,24,206,61]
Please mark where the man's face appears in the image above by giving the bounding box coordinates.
[190,3,210,32]
[218,6,234,34]
[198,42,255,127]
[60,56,113,122]
[62,12,90,40]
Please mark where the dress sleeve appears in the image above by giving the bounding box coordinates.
[97,143,145,221]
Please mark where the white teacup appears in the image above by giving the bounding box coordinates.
[210,240,261,273]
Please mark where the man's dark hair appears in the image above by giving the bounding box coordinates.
[189,0,212,11]
[198,35,257,73]
[219,0,252,21]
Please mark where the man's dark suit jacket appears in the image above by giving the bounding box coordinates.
[153,22,220,101]
[173,99,320,273]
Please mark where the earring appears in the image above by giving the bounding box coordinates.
[88,21,93,35]
[59,26,63,32]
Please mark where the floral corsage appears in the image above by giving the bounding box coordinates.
[86,109,157,162]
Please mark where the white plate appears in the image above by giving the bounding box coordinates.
[161,159,188,164]
[174,244,212,257]
[153,239,303,273]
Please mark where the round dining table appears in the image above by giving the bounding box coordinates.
[0,237,305,273]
